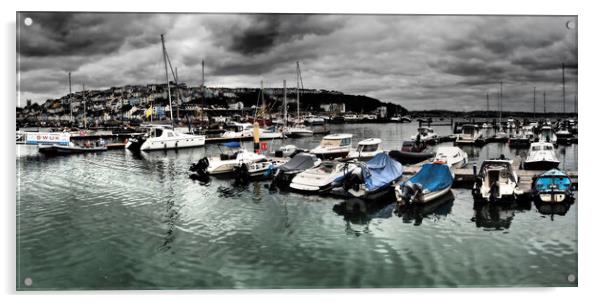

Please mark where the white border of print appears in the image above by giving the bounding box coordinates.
[2,0,600,302]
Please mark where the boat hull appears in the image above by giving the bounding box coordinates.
[388,150,434,165]
[140,137,205,151]
[523,160,560,171]
[312,151,350,160]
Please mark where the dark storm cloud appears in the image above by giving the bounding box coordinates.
[17,13,577,112]
[206,14,345,56]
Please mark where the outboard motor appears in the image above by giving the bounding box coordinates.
[190,157,210,173]
[233,163,250,184]
[396,182,424,206]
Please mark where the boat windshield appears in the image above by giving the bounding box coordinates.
[532,146,541,151]
[462,127,475,134]
[150,128,163,137]
[544,145,553,150]
[317,162,337,173]
[320,139,341,147]
[358,144,379,152]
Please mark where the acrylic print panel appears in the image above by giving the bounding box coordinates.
[16,12,578,290]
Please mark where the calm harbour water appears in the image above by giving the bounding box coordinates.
[16,122,578,289]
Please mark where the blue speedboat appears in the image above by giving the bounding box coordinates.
[338,152,404,201]
[395,162,454,206]
[532,169,575,203]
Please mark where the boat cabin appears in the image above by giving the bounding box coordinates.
[356,138,381,153]
[319,133,353,148]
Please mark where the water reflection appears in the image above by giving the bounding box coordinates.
[395,191,455,226]
[471,200,531,230]
[534,201,574,220]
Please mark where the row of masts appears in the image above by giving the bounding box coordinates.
[485,63,576,116]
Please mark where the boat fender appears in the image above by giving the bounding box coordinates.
[175,141,178,149]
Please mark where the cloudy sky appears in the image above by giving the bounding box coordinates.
[17,13,577,111]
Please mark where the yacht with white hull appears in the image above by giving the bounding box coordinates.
[310,133,353,160]
[523,142,560,170]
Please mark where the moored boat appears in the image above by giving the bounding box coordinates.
[347,138,384,160]
[336,152,403,201]
[310,133,353,160]
[271,153,322,189]
[39,141,108,155]
[473,158,523,203]
[394,162,454,207]
[531,169,575,203]
[523,142,559,170]
[455,124,484,145]
[289,160,358,194]
[410,127,439,143]
[434,146,468,169]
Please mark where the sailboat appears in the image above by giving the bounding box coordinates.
[283,62,313,138]
[127,34,205,151]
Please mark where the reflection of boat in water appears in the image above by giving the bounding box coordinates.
[472,200,531,230]
[534,200,574,218]
[332,198,395,226]
[396,191,454,226]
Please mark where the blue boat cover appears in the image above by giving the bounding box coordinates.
[535,169,571,191]
[406,163,453,193]
[361,152,404,191]
[222,141,241,149]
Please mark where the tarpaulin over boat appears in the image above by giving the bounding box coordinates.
[222,141,241,149]
[361,152,403,191]
[280,153,319,172]
[534,169,572,191]
[406,163,453,193]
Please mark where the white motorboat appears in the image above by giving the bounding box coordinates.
[271,153,322,189]
[455,124,484,145]
[204,149,267,175]
[310,133,353,160]
[128,125,206,151]
[523,142,560,170]
[473,158,523,202]
[283,126,313,138]
[289,161,358,193]
[222,122,283,139]
[538,125,557,144]
[305,115,325,125]
[233,158,287,181]
[434,146,468,169]
[347,138,384,160]
[410,127,439,143]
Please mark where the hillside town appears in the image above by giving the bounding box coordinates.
[16,82,407,128]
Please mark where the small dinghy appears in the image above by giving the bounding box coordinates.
[271,153,322,189]
[531,169,575,203]
[434,146,468,169]
[289,161,358,194]
[233,158,287,183]
[39,141,107,155]
[523,141,559,170]
[190,142,265,176]
[394,162,454,207]
[336,152,404,201]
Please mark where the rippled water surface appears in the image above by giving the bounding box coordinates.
[16,122,577,289]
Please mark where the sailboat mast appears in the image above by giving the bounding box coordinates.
[562,63,566,114]
[68,72,73,122]
[486,92,489,112]
[82,83,87,129]
[543,91,547,114]
[160,34,175,128]
[498,81,503,122]
[175,67,180,122]
[296,61,300,122]
[533,87,536,118]
[283,80,287,126]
